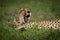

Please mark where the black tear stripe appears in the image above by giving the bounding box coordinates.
[26,15,30,18]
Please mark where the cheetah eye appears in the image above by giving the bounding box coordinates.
[27,11,30,13]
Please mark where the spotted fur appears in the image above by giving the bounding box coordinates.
[25,19,60,30]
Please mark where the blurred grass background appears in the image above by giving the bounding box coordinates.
[0,0,60,40]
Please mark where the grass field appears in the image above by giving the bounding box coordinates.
[0,0,60,40]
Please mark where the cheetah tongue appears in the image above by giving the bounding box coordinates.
[24,17,28,22]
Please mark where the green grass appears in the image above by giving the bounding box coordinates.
[0,25,60,40]
[0,0,60,40]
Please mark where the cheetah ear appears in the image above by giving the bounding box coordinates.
[20,8,25,13]
[20,8,24,11]
[17,8,25,15]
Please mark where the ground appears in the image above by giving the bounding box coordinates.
[0,0,60,40]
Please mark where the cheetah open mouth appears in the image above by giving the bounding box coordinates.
[24,15,30,23]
